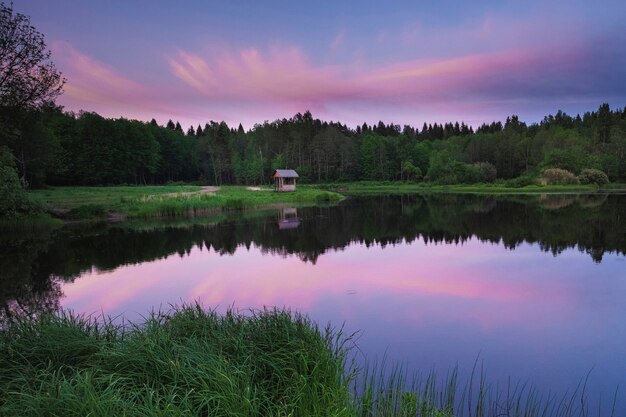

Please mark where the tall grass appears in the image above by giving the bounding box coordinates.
[0,305,352,416]
[351,358,618,417]
[0,305,618,416]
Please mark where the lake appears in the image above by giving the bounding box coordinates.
[2,193,625,412]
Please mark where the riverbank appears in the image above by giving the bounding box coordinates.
[319,181,626,195]
[0,306,604,417]
[0,306,354,416]
[13,181,626,223]
[29,185,342,221]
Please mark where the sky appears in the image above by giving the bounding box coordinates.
[14,0,626,130]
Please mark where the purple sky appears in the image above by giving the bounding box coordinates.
[15,0,626,129]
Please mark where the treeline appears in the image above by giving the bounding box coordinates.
[1,104,625,188]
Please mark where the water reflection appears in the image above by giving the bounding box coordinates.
[277,207,300,230]
[1,193,625,409]
[1,193,625,321]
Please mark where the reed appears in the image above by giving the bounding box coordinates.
[0,305,618,416]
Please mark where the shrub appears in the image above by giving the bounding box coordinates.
[473,162,497,183]
[505,175,535,188]
[459,163,483,184]
[540,168,579,185]
[315,192,336,203]
[578,168,609,185]
[0,146,43,218]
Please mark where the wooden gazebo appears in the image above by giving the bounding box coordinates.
[272,169,299,192]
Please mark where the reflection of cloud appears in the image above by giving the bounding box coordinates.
[62,239,594,332]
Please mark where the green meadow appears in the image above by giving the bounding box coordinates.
[29,185,343,220]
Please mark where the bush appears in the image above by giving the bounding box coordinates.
[459,163,483,184]
[578,168,609,185]
[505,175,535,188]
[315,192,337,203]
[474,162,497,183]
[0,146,43,218]
[540,168,579,185]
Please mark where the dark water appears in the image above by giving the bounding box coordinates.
[2,193,626,411]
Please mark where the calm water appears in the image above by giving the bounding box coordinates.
[2,193,626,411]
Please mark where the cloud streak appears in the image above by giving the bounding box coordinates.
[51,41,215,125]
[50,31,626,130]
[168,37,626,118]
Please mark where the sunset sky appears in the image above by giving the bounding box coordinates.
[15,0,626,129]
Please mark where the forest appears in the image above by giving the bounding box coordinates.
[1,3,624,191]
[1,103,625,189]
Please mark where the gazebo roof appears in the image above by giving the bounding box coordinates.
[272,169,299,178]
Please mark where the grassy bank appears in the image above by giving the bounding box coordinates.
[320,181,626,195]
[0,306,610,417]
[21,181,626,222]
[0,306,352,416]
[30,185,342,221]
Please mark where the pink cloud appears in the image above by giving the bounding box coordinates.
[168,46,352,104]
[53,41,148,107]
[51,41,219,126]
[49,29,618,130]
[166,43,566,111]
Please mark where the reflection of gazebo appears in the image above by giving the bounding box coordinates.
[277,208,300,230]
[272,169,299,192]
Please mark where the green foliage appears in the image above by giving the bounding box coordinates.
[0,146,43,217]
[426,151,458,184]
[315,191,338,203]
[412,142,433,174]
[540,168,579,185]
[0,306,352,416]
[505,175,536,188]
[401,160,422,182]
[2,102,626,189]
[578,168,609,185]
[427,151,484,184]
[474,162,497,183]
[271,153,285,170]
[542,147,599,174]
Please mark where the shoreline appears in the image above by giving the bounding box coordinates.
[4,182,625,223]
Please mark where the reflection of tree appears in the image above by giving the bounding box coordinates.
[2,194,625,317]
[0,279,61,322]
[0,225,61,322]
